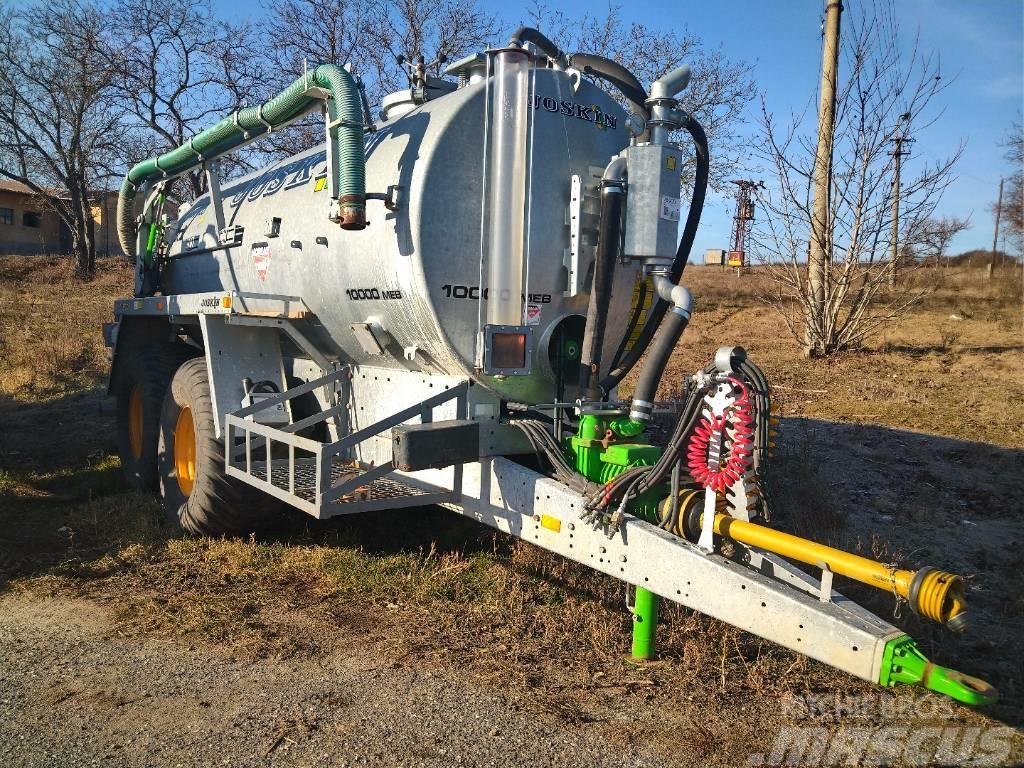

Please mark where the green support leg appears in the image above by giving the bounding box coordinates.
[631,587,660,661]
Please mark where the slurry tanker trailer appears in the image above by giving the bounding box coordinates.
[104,28,996,706]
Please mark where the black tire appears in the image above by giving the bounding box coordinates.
[286,375,329,443]
[114,343,198,490]
[157,357,282,537]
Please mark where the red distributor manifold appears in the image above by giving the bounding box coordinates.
[686,377,755,492]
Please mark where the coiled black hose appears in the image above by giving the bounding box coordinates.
[602,116,709,392]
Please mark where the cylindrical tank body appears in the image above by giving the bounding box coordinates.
[164,68,639,405]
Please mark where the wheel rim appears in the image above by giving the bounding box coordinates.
[174,406,196,496]
[128,386,144,460]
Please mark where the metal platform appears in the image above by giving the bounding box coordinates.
[246,455,452,514]
[224,368,469,518]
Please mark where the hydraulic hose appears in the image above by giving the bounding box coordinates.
[602,115,709,393]
[117,64,366,259]
[566,53,649,120]
[627,303,690,423]
[580,159,626,399]
[507,27,564,64]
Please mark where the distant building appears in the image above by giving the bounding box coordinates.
[704,248,726,266]
[0,180,123,257]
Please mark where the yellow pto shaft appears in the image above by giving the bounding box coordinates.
[707,513,968,631]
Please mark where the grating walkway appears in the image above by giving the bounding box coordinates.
[247,457,437,507]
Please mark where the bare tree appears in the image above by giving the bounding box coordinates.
[254,0,376,155]
[994,119,1023,258]
[753,1,962,357]
[525,2,756,189]
[908,214,971,268]
[111,0,264,201]
[0,0,126,276]
[261,0,497,156]
[364,0,498,98]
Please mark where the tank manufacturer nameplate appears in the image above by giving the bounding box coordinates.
[532,95,618,131]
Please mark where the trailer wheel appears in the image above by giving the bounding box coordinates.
[115,344,197,490]
[157,357,281,537]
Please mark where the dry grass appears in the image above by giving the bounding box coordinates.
[1,254,1022,759]
[0,255,131,399]
[649,263,1023,447]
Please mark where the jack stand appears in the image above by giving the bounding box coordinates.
[631,587,660,661]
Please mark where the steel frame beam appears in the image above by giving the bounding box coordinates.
[396,458,902,685]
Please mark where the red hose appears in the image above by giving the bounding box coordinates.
[686,377,754,492]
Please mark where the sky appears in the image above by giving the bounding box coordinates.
[212,0,1023,258]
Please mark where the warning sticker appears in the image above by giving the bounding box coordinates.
[252,242,271,282]
[526,303,542,326]
[660,195,681,222]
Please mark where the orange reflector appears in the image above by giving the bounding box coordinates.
[490,332,526,369]
[221,295,232,309]
[540,514,561,533]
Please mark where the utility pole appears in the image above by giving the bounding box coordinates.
[888,115,913,288]
[988,177,1003,279]
[808,0,842,356]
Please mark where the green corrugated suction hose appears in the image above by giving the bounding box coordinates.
[117,64,366,260]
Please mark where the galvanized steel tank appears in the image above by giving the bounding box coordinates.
[164,68,638,404]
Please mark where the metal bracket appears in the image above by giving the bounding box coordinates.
[365,185,402,212]
[818,562,834,603]
[217,224,244,247]
[204,160,227,234]
[562,170,602,296]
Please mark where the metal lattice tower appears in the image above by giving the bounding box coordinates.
[728,179,764,271]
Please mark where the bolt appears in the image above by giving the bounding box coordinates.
[567,523,575,531]
[532,514,541,522]
[599,546,606,554]
[619,555,627,563]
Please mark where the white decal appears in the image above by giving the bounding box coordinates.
[660,195,681,222]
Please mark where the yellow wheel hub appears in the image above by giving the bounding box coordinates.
[128,386,144,460]
[174,406,197,496]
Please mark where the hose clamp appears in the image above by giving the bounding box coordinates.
[629,399,654,422]
[256,105,273,133]
[232,112,251,141]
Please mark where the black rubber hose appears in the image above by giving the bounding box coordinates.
[580,184,624,399]
[601,116,709,393]
[566,53,649,117]
[628,309,690,423]
[508,27,563,61]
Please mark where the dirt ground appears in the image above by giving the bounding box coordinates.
[1,256,1022,767]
